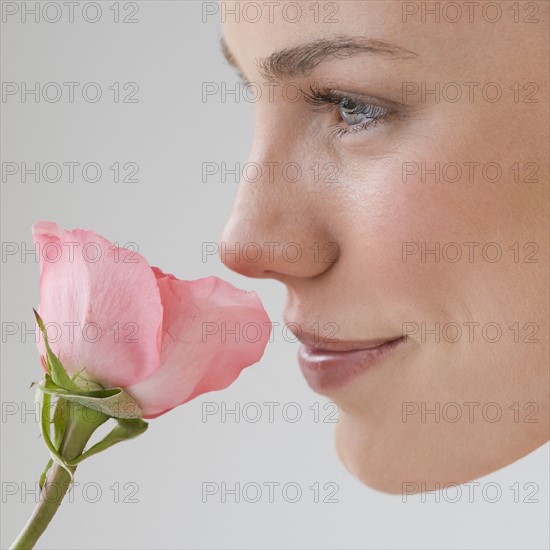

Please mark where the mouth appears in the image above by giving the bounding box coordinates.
[296,333,406,394]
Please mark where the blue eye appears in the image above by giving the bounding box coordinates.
[338,98,389,126]
[301,85,395,138]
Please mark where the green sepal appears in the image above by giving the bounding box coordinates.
[65,418,148,467]
[35,374,142,420]
[38,385,69,489]
[33,309,79,392]
[51,395,68,448]
[36,384,74,481]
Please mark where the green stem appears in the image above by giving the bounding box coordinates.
[10,402,108,550]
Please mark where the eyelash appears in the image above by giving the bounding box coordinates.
[301,85,394,138]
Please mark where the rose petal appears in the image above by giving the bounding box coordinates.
[126,275,270,418]
[33,221,163,387]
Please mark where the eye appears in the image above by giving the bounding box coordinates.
[338,97,389,127]
[301,85,397,139]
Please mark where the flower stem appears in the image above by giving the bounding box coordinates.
[10,402,108,550]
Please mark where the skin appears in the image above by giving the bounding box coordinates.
[219,0,549,493]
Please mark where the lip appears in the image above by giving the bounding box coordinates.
[296,333,406,393]
[294,329,401,352]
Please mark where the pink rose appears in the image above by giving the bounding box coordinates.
[32,221,271,418]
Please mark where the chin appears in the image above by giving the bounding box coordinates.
[334,409,549,495]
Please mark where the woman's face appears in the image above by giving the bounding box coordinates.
[219,0,549,493]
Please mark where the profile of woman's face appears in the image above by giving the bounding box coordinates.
[219,0,549,493]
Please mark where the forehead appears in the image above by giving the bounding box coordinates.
[220,0,544,79]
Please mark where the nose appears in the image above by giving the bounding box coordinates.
[220,126,339,281]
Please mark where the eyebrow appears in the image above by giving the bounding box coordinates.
[220,35,418,82]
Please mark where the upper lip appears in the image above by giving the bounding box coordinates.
[289,326,404,352]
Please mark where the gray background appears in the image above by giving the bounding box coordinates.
[1,1,548,548]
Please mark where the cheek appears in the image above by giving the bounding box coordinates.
[332,124,546,321]
[331,154,473,321]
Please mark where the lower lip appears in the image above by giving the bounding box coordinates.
[298,337,405,393]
